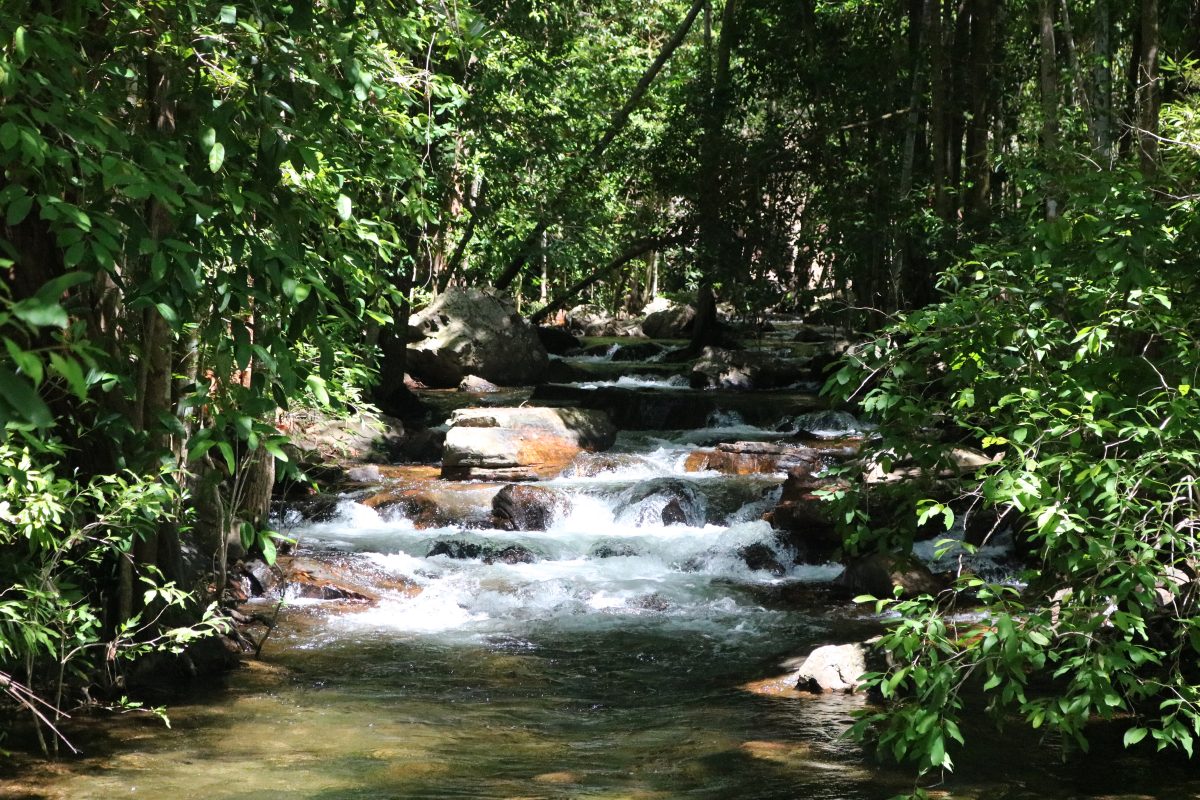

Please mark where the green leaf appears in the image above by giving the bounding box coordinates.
[306,374,330,405]
[1124,727,1148,747]
[12,297,68,328]
[4,339,43,386]
[216,440,237,473]
[208,142,226,173]
[0,366,53,428]
[260,534,278,564]
[48,353,88,400]
[6,193,33,226]
[219,5,237,24]
[336,194,352,221]
[0,122,18,150]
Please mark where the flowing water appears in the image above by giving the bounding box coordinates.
[6,351,1200,799]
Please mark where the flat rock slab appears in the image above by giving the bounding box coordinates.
[684,441,823,475]
[441,407,617,480]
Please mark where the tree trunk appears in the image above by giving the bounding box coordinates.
[963,0,995,224]
[898,0,931,308]
[930,0,951,220]
[1135,0,1159,176]
[1039,0,1060,219]
[1091,0,1113,161]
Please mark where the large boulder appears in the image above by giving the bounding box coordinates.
[441,407,617,480]
[407,288,549,387]
[641,302,696,339]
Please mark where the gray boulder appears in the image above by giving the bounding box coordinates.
[407,288,548,388]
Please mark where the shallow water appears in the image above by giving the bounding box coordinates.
[8,414,1200,799]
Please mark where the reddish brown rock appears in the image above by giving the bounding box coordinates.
[762,465,846,560]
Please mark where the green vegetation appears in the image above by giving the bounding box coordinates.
[2,0,1199,784]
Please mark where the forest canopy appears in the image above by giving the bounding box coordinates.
[1,0,1200,777]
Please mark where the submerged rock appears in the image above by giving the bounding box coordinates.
[558,452,656,478]
[792,410,864,438]
[614,478,706,527]
[406,288,549,387]
[737,542,788,576]
[362,484,497,529]
[441,406,617,480]
[589,539,642,559]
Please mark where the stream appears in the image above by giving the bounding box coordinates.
[6,332,1200,800]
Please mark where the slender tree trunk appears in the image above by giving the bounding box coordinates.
[963,0,995,224]
[1039,0,1060,219]
[898,0,931,308]
[1092,0,1113,161]
[930,0,951,220]
[1136,0,1160,175]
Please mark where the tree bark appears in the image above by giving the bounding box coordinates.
[963,0,996,224]
[1135,0,1160,176]
[1039,0,1060,219]
[1091,0,1113,161]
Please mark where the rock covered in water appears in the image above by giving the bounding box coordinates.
[614,478,706,527]
[441,407,617,480]
[794,643,868,693]
[610,341,667,361]
[589,539,642,558]
[838,551,942,599]
[791,410,865,439]
[406,288,549,387]
[684,441,823,475]
[689,347,761,390]
[558,452,657,478]
[361,484,497,529]
[491,484,570,531]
